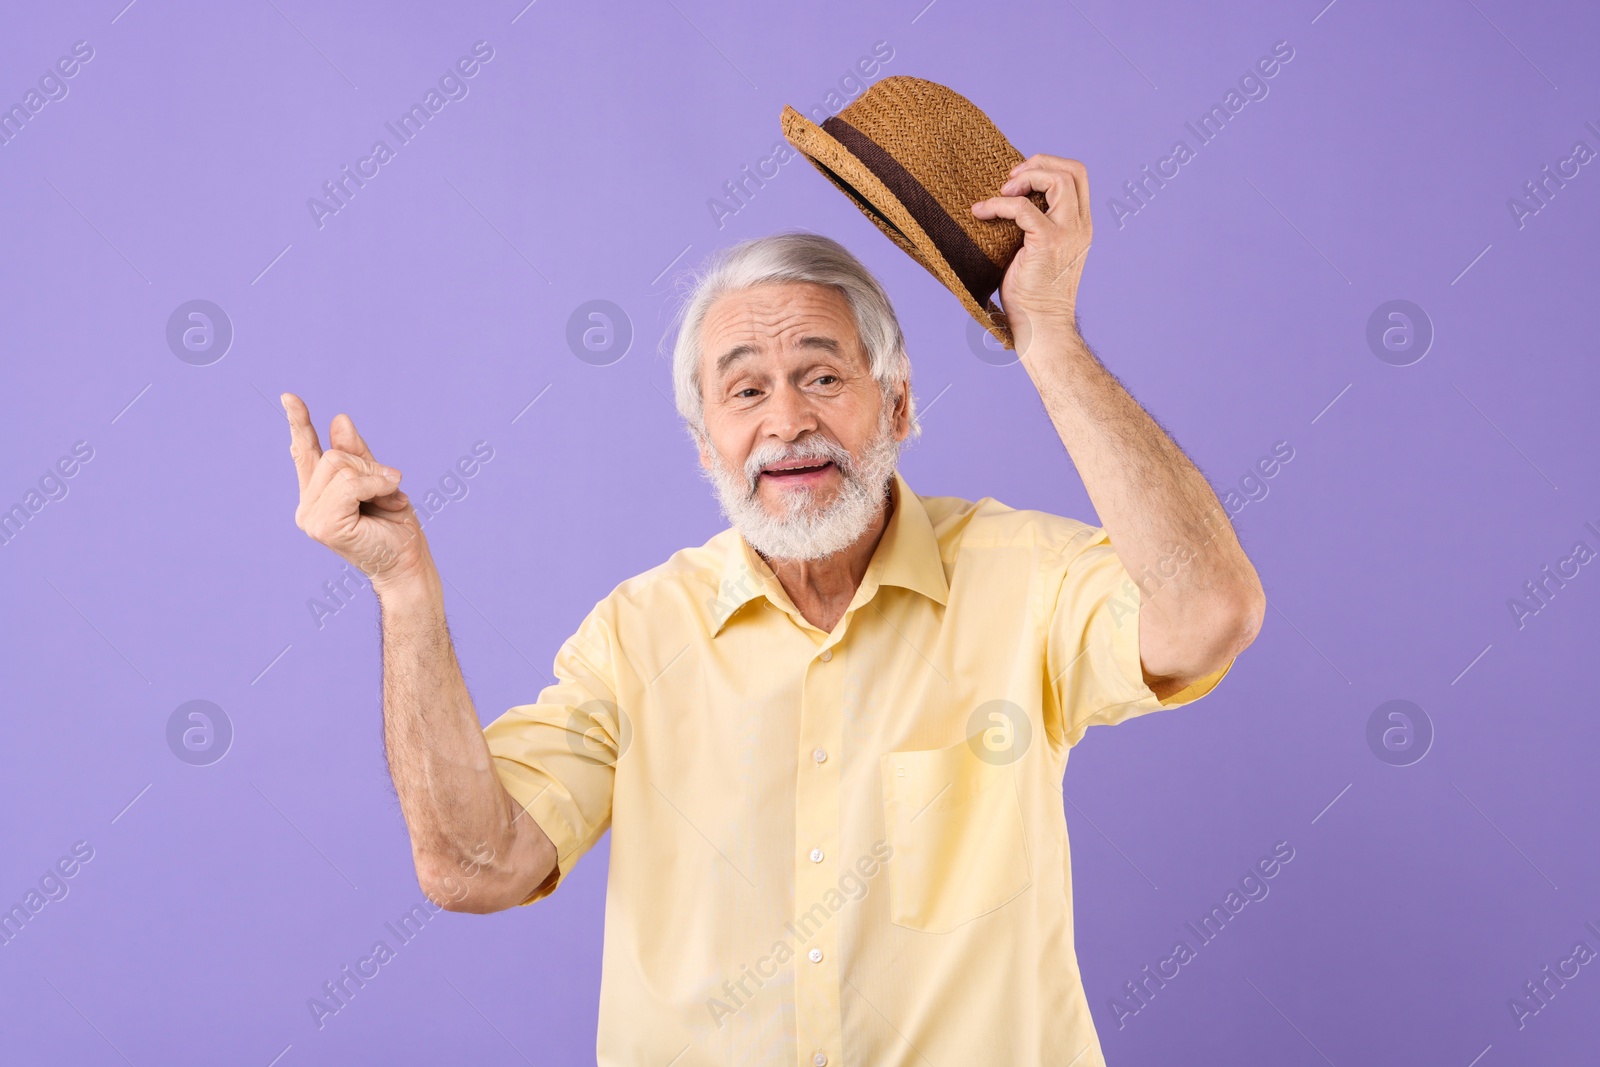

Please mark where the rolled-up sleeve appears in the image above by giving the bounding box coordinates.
[481,602,623,905]
[1045,527,1233,750]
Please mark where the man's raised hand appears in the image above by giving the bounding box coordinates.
[970,153,1094,357]
[282,393,428,591]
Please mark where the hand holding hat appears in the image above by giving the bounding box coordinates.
[781,75,1089,355]
[972,153,1093,357]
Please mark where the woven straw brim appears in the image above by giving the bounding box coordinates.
[781,104,1017,350]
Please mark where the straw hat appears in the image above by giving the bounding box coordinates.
[781,75,1046,350]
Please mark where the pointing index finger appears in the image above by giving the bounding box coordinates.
[281,392,323,493]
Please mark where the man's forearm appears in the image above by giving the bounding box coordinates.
[1018,320,1264,681]
[375,558,554,910]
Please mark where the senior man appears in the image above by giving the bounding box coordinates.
[283,155,1264,1065]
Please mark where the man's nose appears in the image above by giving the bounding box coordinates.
[764,381,818,442]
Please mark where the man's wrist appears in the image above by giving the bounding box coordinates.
[1014,312,1090,369]
[372,557,443,613]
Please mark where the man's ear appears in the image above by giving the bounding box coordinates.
[694,426,713,470]
[891,386,911,442]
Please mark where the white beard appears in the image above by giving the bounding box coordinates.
[703,405,901,563]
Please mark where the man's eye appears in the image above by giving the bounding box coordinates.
[814,375,839,386]
[736,388,761,398]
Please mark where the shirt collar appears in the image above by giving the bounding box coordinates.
[708,469,949,636]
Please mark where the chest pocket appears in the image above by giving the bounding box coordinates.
[879,741,1032,933]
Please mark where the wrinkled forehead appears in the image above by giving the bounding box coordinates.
[699,282,866,380]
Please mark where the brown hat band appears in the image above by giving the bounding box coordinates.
[820,115,1005,312]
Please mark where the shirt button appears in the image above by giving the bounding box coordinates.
[813,1054,828,1067]
[808,947,823,963]
[809,847,824,863]
[819,649,832,662]
[813,747,827,764]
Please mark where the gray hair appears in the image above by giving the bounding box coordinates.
[668,231,920,445]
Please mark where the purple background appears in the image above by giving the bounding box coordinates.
[2,0,1596,1063]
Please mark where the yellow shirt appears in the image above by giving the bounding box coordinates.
[483,470,1231,1066]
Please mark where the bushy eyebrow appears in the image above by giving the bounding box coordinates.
[714,344,757,375]
[714,335,843,377]
[796,335,841,355]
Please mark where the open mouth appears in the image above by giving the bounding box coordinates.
[760,460,836,481]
